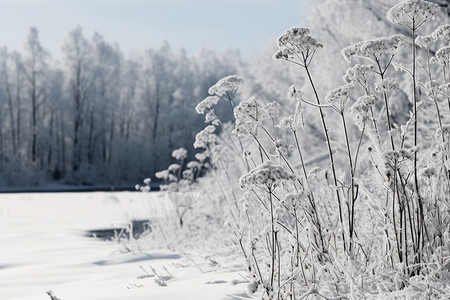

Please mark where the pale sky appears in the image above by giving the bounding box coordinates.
[0,0,308,58]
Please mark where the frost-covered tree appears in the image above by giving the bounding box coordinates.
[22,27,49,163]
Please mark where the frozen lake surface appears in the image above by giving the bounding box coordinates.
[0,192,247,300]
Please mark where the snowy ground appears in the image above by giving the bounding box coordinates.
[0,192,248,300]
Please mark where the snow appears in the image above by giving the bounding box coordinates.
[0,192,247,300]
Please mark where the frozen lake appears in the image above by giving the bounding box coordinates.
[0,192,246,300]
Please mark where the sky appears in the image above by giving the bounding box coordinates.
[0,0,308,58]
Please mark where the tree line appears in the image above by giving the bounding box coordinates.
[0,27,241,186]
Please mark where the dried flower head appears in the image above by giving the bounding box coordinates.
[375,78,399,94]
[264,101,281,118]
[155,170,169,180]
[233,97,262,136]
[351,95,376,131]
[432,24,450,43]
[278,113,303,131]
[342,35,407,62]
[326,83,355,111]
[387,0,439,29]
[415,34,436,48]
[423,80,442,99]
[430,46,450,66]
[194,125,216,148]
[186,161,200,169]
[274,27,323,62]
[287,85,303,102]
[168,163,180,172]
[343,64,375,90]
[239,160,296,190]
[195,96,220,114]
[172,147,188,160]
[208,75,244,97]
[195,152,208,162]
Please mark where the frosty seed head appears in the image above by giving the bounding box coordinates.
[195,96,220,114]
[208,75,244,97]
[375,78,399,94]
[325,83,355,111]
[423,80,441,98]
[287,85,303,102]
[274,27,323,61]
[239,160,296,190]
[342,35,407,62]
[343,64,374,88]
[264,101,280,118]
[278,114,303,131]
[233,97,261,136]
[155,170,170,180]
[415,34,436,48]
[387,0,439,29]
[432,24,450,43]
[342,41,365,63]
[351,95,376,130]
[194,125,216,148]
[168,163,180,172]
[430,46,450,66]
[195,152,208,162]
[172,147,187,160]
[186,161,200,169]
[204,110,220,125]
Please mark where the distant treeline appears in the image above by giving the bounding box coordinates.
[0,26,241,186]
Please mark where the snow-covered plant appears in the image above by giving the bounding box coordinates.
[232,0,449,299]
[387,0,439,29]
[138,1,449,299]
[208,75,244,97]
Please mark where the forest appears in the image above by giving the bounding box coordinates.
[0,27,240,186]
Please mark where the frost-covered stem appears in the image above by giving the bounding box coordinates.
[354,125,365,171]
[443,63,448,83]
[294,206,301,267]
[375,59,395,151]
[276,235,281,293]
[368,107,381,147]
[268,187,276,290]
[251,134,270,161]
[391,181,402,263]
[303,63,346,252]
[217,120,249,171]
[411,23,425,267]
[293,130,308,182]
[425,46,432,82]
[272,118,278,141]
[396,174,406,264]
[251,244,265,287]
[341,112,356,253]
[433,100,445,143]
[226,92,236,116]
